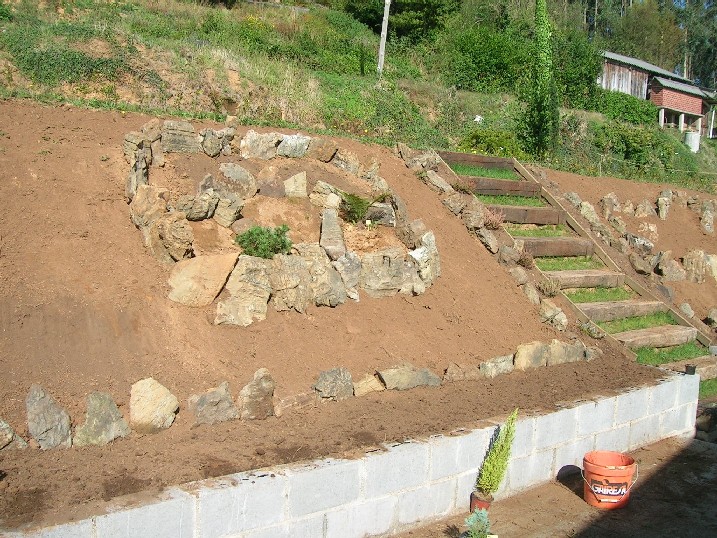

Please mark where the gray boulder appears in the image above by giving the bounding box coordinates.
[396,218,427,250]
[634,199,657,218]
[476,228,499,254]
[365,203,396,227]
[309,180,341,208]
[26,385,71,449]
[218,163,258,200]
[320,208,347,261]
[629,252,654,275]
[377,365,441,390]
[480,355,515,379]
[168,253,239,307]
[294,243,348,307]
[522,282,541,305]
[125,145,149,202]
[579,201,600,225]
[546,339,586,366]
[625,233,654,254]
[421,170,454,194]
[161,120,201,153]
[215,255,272,326]
[599,192,620,218]
[683,249,707,283]
[314,368,354,401]
[200,129,222,157]
[187,382,239,426]
[239,130,283,159]
[443,192,469,215]
[404,150,440,171]
[129,185,169,230]
[213,198,244,228]
[359,247,412,298]
[129,378,179,434]
[332,251,362,301]
[73,392,130,446]
[269,254,313,313]
[277,134,311,158]
[183,190,220,221]
[539,299,568,331]
[331,148,361,175]
[514,341,549,370]
[284,171,308,198]
[679,303,695,319]
[608,215,627,235]
[238,368,275,420]
[146,212,194,264]
[498,245,521,266]
[701,209,715,235]
[657,196,671,220]
[509,267,529,285]
[655,252,687,282]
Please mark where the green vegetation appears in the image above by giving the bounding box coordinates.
[448,163,519,180]
[565,287,634,303]
[699,379,717,399]
[598,312,678,334]
[235,225,292,259]
[476,408,518,497]
[506,224,567,237]
[339,191,389,223]
[476,195,544,207]
[465,508,491,538]
[535,256,604,271]
[636,342,708,366]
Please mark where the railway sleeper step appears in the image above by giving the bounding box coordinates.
[578,299,668,322]
[464,177,540,197]
[520,237,594,258]
[488,205,563,225]
[662,355,717,380]
[543,269,623,289]
[614,325,697,350]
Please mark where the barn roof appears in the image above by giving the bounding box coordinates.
[603,51,692,84]
[652,76,707,98]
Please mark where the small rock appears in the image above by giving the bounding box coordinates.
[539,299,568,331]
[679,303,695,319]
[365,202,396,227]
[184,190,220,221]
[396,217,427,250]
[657,196,671,220]
[306,138,338,162]
[514,341,549,370]
[332,251,362,301]
[683,249,707,283]
[622,200,635,216]
[187,382,239,426]
[442,192,469,215]
[238,368,275,420]
[638,222,659,243]
[443,363,482,382]
[585,346,604,360]
[146,212,194,264]
[331,148,361,175]
[314,368,354,401]
[213,198,244,228]
[353,374,385,397]
[508,267,528,286]
[608,215,626,235]
[522,283,541,305]
[219,163,258,200]
[581,321,605,339]
[579,201,600,225]
[421,170,454,194]
[201,129,223,157]
[277,133,311,158]
[284,171,308,198]
[480,355,514,378]
[320,208,347,261]
[564,192,582,208]
[701,209,714,235]
[599,192,620,218]
[129,378,179,434]
[0,418,27,450]
[129,185,169,230]
[377,365,441,390]
[498,245,521,266]
[26,385,71,449]
[476,228,499,254]
[309,180,341,208]
[634,199,657,218]
[240,130,282,159]
[655,253,687,282]
[624,233,654,254]
[215,256,272,326]
[629,252,654,275]
[73,392,130,446]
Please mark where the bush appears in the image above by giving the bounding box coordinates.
[536,277,560,297]
[234,225,292,259]
[476,408,518,496]
[0,1,12,21]
[591,89,658,126]
[458,128,528,159]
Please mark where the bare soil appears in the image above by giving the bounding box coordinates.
[0,100,707,531]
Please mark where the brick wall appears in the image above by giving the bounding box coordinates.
[650,87,704,115]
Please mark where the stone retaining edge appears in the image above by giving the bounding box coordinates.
[12,373,699,538]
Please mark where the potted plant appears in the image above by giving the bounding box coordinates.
[470,408,518,511]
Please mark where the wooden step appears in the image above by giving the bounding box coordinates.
[521,237,594,257]
[663,355,717,380]
[543,269,621,289]
[466,177,540,197]
[439,151,515,170]
[614,325,698,349]
[487,205,563,225]
[578,300,668,322]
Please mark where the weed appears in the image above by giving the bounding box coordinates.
[448,162,519,180]
[534,256,604,271]
[536,277,560,297]
[234,224,292,259]
[564,287,634,303]
[482,207,505,230]
[476,194,544,207]
[635,342,708,366]
[517,250,535,269]
[598,312,678,334]
[506,224,567,237]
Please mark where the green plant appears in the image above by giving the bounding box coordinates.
[598,311,678,334]
[0,0,12,21]
[339,191,390,223]
[465,508,491,538]
[536,277,560,297]
[476,408,518,498]
[564,287,634,303]
[458,128,528,159]
[534,256,604,271]
[234,224,292,259]
[506,224,567,237]
[699,379,717,399]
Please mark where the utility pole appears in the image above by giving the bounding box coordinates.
[377,0,391,77]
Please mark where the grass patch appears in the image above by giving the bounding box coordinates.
[636,342,708,366]
[448,162,519,180]
[534,256,604,271]
[598,312,678,334]
[699,379,717,399]
[506,224,567,237]
[476,194,544,207]
[564,287,634,303]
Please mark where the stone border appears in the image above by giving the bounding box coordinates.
[8,373,699,538]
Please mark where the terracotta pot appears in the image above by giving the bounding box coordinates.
[469,491,493,512]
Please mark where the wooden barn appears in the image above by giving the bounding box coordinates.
[599,51,715,139]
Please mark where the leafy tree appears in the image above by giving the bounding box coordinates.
[680,0,717,86]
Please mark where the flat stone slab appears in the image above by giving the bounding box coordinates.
[487,204,562,225]
[521,237,594,257]
[543,269,622,289]
[614,325,698,349]
[663,356,717,380]
[578,299,668,322]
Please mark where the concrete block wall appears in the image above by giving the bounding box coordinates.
[13,373,699,538]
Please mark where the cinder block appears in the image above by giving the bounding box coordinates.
[576,397,616,436]
[628,413,661,450]
[95,488,195,538]
[396,479,456,525]
[615,388,650,425]
[648,378,680,415]
[534,407,577,450]
[503,449,554,494]
[24,521,94,538]
[362,442,430,497]
[511,416,536,458]
[437,427,492,480]
[676,373,700,406]
[325,496,397,538]
[239,514,325,538]
[594,423,630,452]
[455,472,477,511]
[554,436,595,471]
[287,459,361,518]
[193,471,287,536]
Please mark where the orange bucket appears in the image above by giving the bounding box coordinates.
[582,450,638,509]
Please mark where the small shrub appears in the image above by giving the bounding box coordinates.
[458,127,528,159]
[536,277,560,297]
[0,1,12,21]
[465,508,491,538]
[339,191,373,223]
[482,207,505,230]
[517,250,535,269]
[234,224,292,259]
[476,408,518,496]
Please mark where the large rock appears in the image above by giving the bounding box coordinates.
[409,231,441,286]
[624,233,654,254]
[314,368,354,401]
[269,254,313,313]
[238,368,275,420]
[125,145,149,202]
[480,355,515,378]
[701,209,715,235]
[546,340,586,366]
[579,201,600,225]
[0,418,27,450]
[377,365,441,390]
[26,385,71,449]
[404,150,440,172]
[443,192,469,215]
[564,192,582,208]
[187,381,239,426]
[514,341,549,370]
[443,362,483,382]
[421,170,454,194]
[396,218,427,250]
[181,190,220,221]
[309,180,341,208]
[294,243,348,307]
[161,120,201,153]
[73,392,130,446]
[683,249,707,283]
[306,138,338,162]
[130,378,179,434]
[320,208,347,261]
[240,130,283,159]
[168,253,239,307]
[599,192,620,218]
[657,196,671,220]
[360,247,412,298]
[130,185,169,230]
[331,148,361,175]
[146,212,194,264]
[365,203,396,227]
[634,199,657,218]
[655,252,687,282]
[200,128,223,157]
[218,163,258,200]
[284,171,308,198]
[277,133,311,158]
[476,228,499,254]
[215,255,272,326]
[213,198,244,228]
[523,282,541,305]
[332,251,362,301]
[462,197,486,231]
[629,252,654,275]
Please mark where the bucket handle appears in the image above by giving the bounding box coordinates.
[581,465,639,504]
